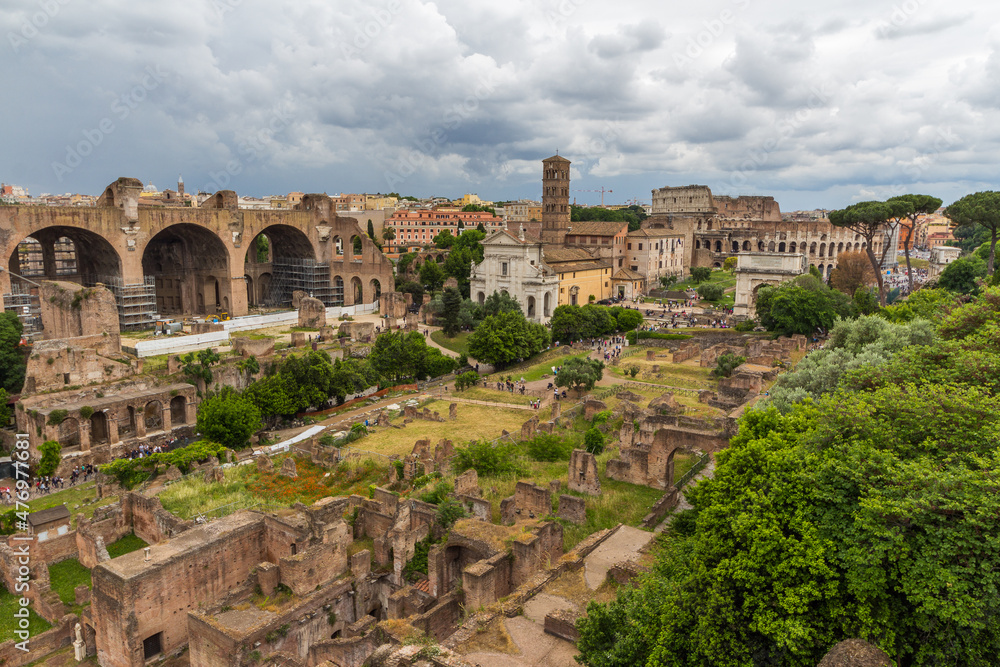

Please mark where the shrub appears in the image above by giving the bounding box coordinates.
[592,410,612,425]
[525,433,574,462]
[584,428,605,456]
[435,497,467,530]
[78,405,94,420]
[454,370,479,392]
[37,440,61,477]
[454,439,524,477]
[393,459,405,480]
[697,283,724,301]
[734,319,757,332]
[712,353,746,378]
[46,409,68,426]
[418,481,453,505]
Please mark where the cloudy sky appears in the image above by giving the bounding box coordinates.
[3,0,998,210]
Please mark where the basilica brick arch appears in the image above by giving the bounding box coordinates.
[0,178,393,325]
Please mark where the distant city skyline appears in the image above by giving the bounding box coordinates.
[2,0,998,211]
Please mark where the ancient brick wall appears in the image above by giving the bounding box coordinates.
[279,541,348,596]
[93,513,270,667]
[121,493,190,545]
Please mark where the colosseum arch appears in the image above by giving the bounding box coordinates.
[245,224,321,308]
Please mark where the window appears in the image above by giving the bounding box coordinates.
[501,262,508,276]
[638,243,643,250]
[627,243,632,250]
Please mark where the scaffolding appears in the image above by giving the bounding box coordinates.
[267,257,339,307]
[15,238,79,277]
[93,275,158,331]
[2,282,42,339]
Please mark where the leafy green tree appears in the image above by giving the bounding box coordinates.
[441,287,463,336]
[454,370,479,391]
[329,357,379,405]
[396,252,416,275]
[722,256,738,272]
[476,222,485,233]
[888,194,943,290]
[382,225,396,247]
[549,305,582,343]
[419,260,444,290]
[554,357,604,393]
[435,497,467,530]
[367,219,376,242]
[467,311,549,368]
[938,255,987,294]
[689,266,711,283]
[852,287,880,316]
[756,275,853,335]
[479,291,522,318]
[0,311,26,393]
[0,389,9,428]
[712,352,745,378]
[180,348,221,386]
[945,190,1000,274]
[525,433,575,461]
[396,280,423,305]
[579,382,1000,667]
[279,350,337,412]
[612,308,643,331]
[830,199,911,305]
[243,373,297,427]
[452,228,486,263]
[254,234,270,262]
[583,427,605,455]
[433,229,455,248]
[454,439,524,476]
[461,203,495,215]
[37,440,61,477]
[196,388,261,450]
[880,288,957,323]
[697,283,724,301]
[767,315,936,412]
[442,245,474,298]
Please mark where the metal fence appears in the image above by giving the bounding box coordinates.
[676,452,711,490]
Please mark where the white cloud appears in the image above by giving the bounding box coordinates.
[0,0,997,209]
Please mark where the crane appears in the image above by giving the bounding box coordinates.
[573,187,613,207]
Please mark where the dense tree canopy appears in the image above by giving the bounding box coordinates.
[755,275,853,335]
[554,356,604,393]
[467,310,549,368]
[550,304,642,342]
[577,287,1000,667]
[945,190,1000,274]
[938,255,987,294]
[196,388,262,450]
[0,311,26,393]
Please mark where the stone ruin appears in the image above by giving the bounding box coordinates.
[648,392,683,416]
[279,457,298,478]
[381,291,409,319]
[520,415,539,440]
[449,402,457,420]
[402,438,454,480]
[338,320,375,341]
[568,449,601,496]
[500,481,552,524]
[710,362,780,411]
[293,289,327,328]
[557,494,587,524]
[616,390,645,403]
[231,336,275,358]
[607,413,727,491]
[403,404,448,423]
[583,399,607,420]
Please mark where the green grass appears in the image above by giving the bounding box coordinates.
[430,330,471,355]
[661,269,737,294]
[48,558,91,607]
[491,351,592,383]
[140,354,171,374]
[0,587,51,643]
[106,533,148,559]
[22,482,118,528]
[453,386,535,405]
[898,255,930,269]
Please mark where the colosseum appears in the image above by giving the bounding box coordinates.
[644,185,890,279]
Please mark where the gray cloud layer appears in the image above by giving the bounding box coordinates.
[2,0,997,209]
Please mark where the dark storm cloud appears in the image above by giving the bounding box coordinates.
[1,0,997,209]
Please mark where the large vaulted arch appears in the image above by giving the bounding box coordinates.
[142,223,231,315]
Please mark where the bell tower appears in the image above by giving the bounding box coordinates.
[540,155,571,245]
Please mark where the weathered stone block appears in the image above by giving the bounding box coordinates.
[557,494,586,524]
[279,457,297,478]
[568,449,601,496]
